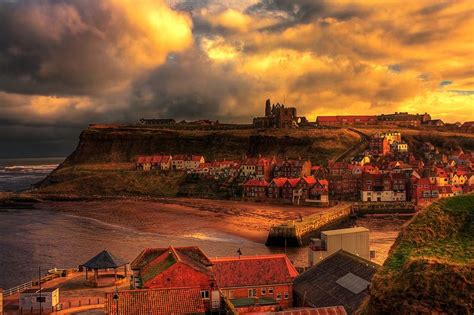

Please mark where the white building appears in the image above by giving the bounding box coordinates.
[380,131,401,144]
[392,141,408,153]
[20,288,59,312]
[308,227,371,266]
[361,189,406,202]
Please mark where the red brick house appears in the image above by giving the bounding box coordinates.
[281,178,301,200]
[308,179,329,202]
[243,179,269,199]
[412,178,443,206]
[130,246,219,311]
[328,161,349,176]
[255,157,275,181]
[369,135,390,156]
[211,254,298,309]
[268,177,288,199]
[273,159,312,178]
[329,174,361,200]
[294,176,317,199]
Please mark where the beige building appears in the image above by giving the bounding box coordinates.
[184,155,205,170]
[308,227,370,266]
[20,288,59,312]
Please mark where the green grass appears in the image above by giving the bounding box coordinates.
[385,194,474,271]
[367,194,474,314]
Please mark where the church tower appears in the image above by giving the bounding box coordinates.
[265,99,271,116]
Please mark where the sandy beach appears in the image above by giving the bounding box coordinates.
[38,198,332,243]
[35,198,407,265]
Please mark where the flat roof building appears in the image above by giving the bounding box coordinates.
[309,227,371,266]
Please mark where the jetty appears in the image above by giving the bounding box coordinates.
[266,201,417,247]
[266,203,353,247]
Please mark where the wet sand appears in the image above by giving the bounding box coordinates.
[38,198,332,243]
[37,198,408,265]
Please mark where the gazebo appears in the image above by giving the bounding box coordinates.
[81,250,128,287]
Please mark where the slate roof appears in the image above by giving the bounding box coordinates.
[293,250,379,314]
[105,287,205,315]
[81,250,127,269]
[211,254,298,288]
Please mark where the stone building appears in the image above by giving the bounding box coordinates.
[253,99,305,129]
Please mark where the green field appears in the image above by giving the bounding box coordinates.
[367,194,474,314]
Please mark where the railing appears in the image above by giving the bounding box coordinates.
[2,268,77,297]
[2,281,33,297]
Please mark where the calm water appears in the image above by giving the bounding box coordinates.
[0,208,306,289]
[0,157,64,192]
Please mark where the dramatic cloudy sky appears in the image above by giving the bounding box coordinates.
[0,0,473,157]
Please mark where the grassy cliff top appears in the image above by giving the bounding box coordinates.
[367,194,474,314]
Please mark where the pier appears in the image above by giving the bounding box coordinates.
[266,203,353,247]
[266,201,417,247]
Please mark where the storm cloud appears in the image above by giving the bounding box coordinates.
[0,0,473,157]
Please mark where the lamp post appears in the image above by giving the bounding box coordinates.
[112,286,119,315]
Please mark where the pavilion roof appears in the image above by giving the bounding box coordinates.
[81,250,127,269]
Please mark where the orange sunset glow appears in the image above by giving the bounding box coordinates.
[0,0,473,156]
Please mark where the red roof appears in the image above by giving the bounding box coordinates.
[318,179,329,186]
[317,115,377,123]
[271,177,289,187]
[287,178,301,187]
[244,179,269,187]
[105,287,205,315]
[172,154,186,161]
[191,155,204,162]
[247,306,347,315]
[211,254,298,288]
[302,176,317,185]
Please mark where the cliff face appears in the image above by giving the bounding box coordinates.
[367,195,474,314]
[63,126,358,165]
[35,125,358,196]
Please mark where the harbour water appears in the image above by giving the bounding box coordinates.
[0,208,305,289]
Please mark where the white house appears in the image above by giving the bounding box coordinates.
[20,288,59,312]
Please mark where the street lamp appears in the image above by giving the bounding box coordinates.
[112,286,119,315]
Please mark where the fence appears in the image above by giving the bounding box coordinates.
[19,297,105,314]
[2,281,33,297]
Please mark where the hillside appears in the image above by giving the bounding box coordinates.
[358,127,474,152]
[367,194,474,314]
[64,125,358,165]
[35,125,358,197]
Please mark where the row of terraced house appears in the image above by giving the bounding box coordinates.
[135,132,474,207]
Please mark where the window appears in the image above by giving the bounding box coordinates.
[284,292,289,300]
[261,288,266,295]
[228,290,234,299]
[269,287,273,295]
[276,293,282,300]
[201,290,210,299]
[248,289,257,297]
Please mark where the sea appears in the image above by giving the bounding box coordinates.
[0,157,64,192]
[0,157,306,289]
